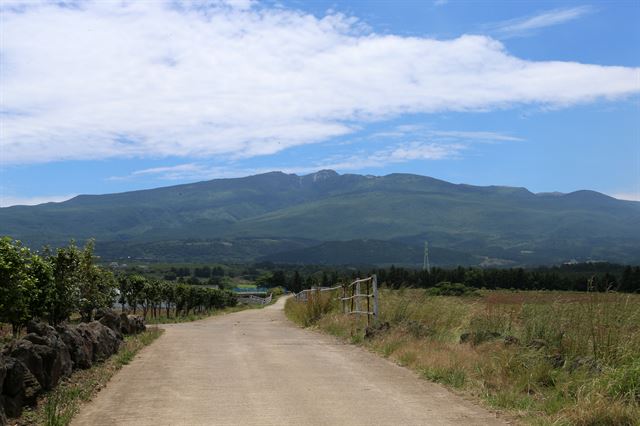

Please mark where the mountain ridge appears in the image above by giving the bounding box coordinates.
[1,170,638,266]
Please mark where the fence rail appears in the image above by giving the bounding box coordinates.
[293,275,378,324]
[237,293,273,305]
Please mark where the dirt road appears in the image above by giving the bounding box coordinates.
[73,297,507,425]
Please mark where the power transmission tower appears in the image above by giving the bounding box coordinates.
[423,241,430,273]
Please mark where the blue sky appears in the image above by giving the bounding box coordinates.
[1,0,639,206]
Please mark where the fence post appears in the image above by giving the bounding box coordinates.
[372,274,378,321]
[366,278,370,326]
[356,280,361,314]
[342,284,346,314]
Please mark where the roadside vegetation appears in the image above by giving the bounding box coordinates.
[0,237,238,339]
[286,286,640,425]
[18,327,163,426]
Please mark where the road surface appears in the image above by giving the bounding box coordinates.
[73,297,507,425]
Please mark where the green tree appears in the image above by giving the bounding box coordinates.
[289,270,303,293]
[49,241,82,325]
[124,274,147,314]
[0,237,35,336]
[77,241,116,321]
[28,253,55,323]
[271,270,286,288]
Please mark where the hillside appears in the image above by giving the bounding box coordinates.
[1,170,639,265]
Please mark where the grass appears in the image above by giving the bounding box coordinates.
[17,328,163,426]
[284,292,337,327]
[285,288,640,425]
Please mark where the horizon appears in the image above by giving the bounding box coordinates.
[1,0,639,206]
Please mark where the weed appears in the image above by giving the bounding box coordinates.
[286,288,640,424]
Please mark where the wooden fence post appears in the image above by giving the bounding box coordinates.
[373,274,378,322]
[366,278,371,326]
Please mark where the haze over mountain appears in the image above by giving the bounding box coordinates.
[1,170,639,266]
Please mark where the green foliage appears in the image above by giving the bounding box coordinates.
[49,241,82,325]
[77,241,117,321]
[0,237,36,335]
[269,286,285,296]
[0,238,238,333]
[426,282,479,297]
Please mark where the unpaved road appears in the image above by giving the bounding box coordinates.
[73,297,507,425]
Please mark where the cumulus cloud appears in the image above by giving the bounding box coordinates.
[1,1,638,165]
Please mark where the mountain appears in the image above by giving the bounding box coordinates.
[1,170,639,266]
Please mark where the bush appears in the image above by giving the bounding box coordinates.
[269,286,285,297]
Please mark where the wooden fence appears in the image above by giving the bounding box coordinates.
[237,293,273,305]
[293,275,378,324]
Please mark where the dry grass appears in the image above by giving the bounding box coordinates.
[286,288,640,425]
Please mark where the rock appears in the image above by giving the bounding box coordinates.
[0,358,6,426]
[503,335,520,346]
[125,315,146,335]
[0,400,6,426]
[26,321,57,338]
[570,356,602,373]
[56,324,94,370]
[547,353,565,368]
[76,322,120,362]
[98,310,123,339]
[364,321,390,339]
[5,332,72,390]
[1,356,41,418]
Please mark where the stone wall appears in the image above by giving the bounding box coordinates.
[0,311,146,424]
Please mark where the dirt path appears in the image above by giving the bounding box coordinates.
[72,297,507,425]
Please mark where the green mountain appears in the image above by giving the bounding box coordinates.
[1,170,639,266]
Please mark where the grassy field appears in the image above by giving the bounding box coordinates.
[285,289,640,425]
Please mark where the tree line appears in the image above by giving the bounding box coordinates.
[0,237,236,337]
[270,264,640,294]
[371,264,640,292]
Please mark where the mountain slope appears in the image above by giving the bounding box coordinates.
[1,170,639,265]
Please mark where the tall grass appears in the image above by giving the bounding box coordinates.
[285,291,337,327]
[286,288,640,425]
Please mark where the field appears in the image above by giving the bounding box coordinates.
[286,289,640,425]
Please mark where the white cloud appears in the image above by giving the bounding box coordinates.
[117,139,463,181]
[611,192,640,202]
[1,1,638,165]
[0,194,77,207]
[491,6,593,37]
[110,163,240,181]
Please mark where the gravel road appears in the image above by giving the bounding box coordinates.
[72,297,507,425]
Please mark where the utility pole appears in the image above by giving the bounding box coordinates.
[423,241,430,273]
